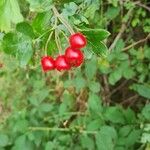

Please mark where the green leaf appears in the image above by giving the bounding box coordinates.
[104,106,125,124]
[2,32,17,55]
[82,28,110,41]
[57,134,72,145]
[118,125,132,137]
[0,134,9,147]
[113,39,125,52]
[0,33,4,50]
[2,32,33,67]
[87,119,103,131]
[59,92,74,115]
[96,126,117,150]
[64,80,73,88]
[12,135,34,150]
[124,129,141,147]
[73,76,86,92]
[123,67,135,79]
[45,141,55,150]
[0,0,23,32]
[98,57,110,74]
[80,135,95,150]
[13,119,28,133]
[84,2,99,19]
[0,0,5,7]
[115,146,125,150]
[89,41,108,56]
[117,53,129,60]
[142,104,150,120]
[29,88,49,106]
[32,12,52,34]
[85,56,97,80]
[47,38,57,55]
[38,103,53,112]
[108,68,122,85]
[108,0,119,7]
[144,46,150,59]
[131,84,150,99]
[117,127,141,148]
[141,133,150,143]
[16,22,35,38]
[105,6,120,20]
[81,28,110,56]
[89,81,101,93]
[123,108,136,123]
[26,0,52,12]
[88,93,102,115]
[62,2,78,17]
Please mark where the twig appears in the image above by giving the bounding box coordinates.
[76,89,86,111]
[136,2,150,12]
[108,8,133,52]
[103,75,111,105]
[121,0,150,12]
[123,34,150,51]
[109,23,126,51]
[44,112,88,121]
[29,127,97,134]
[106,80,128,98]
[52,6,75,34]
[34,29,52,42]
[120,95,139,105]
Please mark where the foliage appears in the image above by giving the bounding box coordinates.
[0,0,150,150]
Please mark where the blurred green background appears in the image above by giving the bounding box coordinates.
[0,0,150,150]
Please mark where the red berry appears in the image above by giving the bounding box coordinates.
[41,56,55,72]
[69,33,87,49]
[55,55,71,71]
[65,47,84,67]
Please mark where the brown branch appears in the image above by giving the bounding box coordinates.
[106,80,128,98]
[103,75,111,105]
[121,0,150,12]
[109,23,126,51]
[109,9,133,51]
[52,6,75,34]
[123,34,150,51]
[120,95,139,105]
[110,1,150,52]
[136,2,150,12]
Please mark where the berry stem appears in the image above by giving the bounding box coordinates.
[34,29,52,42]
[60,30,69,43]
[44,31,54,55]
[52,6,75,35]
[55,29,62,55]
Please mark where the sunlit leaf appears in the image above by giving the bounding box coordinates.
[0,0,23,32]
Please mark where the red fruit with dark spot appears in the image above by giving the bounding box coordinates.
[69,33,87,49]
[41,56,55,72]
[55,55,71,71]
[65,47,84,67]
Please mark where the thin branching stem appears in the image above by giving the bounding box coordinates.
[44,31,54,55]
[29,127,97,134]
[52,6,75,34]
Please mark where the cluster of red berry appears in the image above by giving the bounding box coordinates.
[41,33,87,72]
